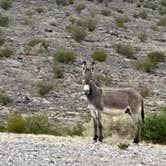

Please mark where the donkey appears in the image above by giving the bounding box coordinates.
[82,61,144,143]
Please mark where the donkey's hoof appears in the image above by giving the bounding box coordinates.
[133,138,139,144]
[99,136,104,142]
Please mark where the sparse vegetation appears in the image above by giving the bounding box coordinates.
[28,38,49,50]
[56,0,73,6]
[101,8,111,16]
[0,89,12,105]
[138,31,148,42]
[75,3,85,14]
[161,0,166,7]
[91,48,107,62]
[115,44,134,59]
[0,47,13,58]
[6,112,84,136]
[135,51,165,73]
[143,1,156,10]
[157,16,166,26]
[53,63,64,79]
[115,16,129,28]
[141,111,166,144]
[35,7,44,14]
[138,10,148,19]
[54,49,76,64]
[139,87,152,98]
[118,143,129,150]
[0,0,12,10]
[37,82,54,96]
[68,25,87,42]
[95,74,112,86]
[0,13,9,26]
[159,6,166,15]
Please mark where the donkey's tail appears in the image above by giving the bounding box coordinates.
[141,99,145,123]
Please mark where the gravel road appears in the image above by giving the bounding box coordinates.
[0,133,165,166]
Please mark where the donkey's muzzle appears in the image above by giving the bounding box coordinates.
[84,84,90,95]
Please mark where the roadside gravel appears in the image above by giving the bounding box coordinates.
[0,133,165,166]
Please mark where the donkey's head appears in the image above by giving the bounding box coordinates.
[82,61,95,95]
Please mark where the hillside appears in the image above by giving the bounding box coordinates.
[0,0,166,125]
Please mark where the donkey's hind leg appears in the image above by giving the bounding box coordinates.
[90,109,98,142]
[98,111,104,142]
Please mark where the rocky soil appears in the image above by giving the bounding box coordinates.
[0,133,165,166]
[0,0,166,123]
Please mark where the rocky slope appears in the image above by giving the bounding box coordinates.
[0,133,165,166]
[0,0,166,124]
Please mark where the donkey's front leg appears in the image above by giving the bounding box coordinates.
[98,111,104,142]
[90,109,98,142]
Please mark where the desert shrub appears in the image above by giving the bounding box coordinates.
[69,25,87,42]
[75,3,85,14]
[159,6,166,15]
[115,9,124,14]
[0,89,13,105]
[37,82,54,96]
[157,16,166,26]
[148,51,165,64]
[139,87,152,98]
[101,9,111,16]
[0,123,6,132]
[0,47,13,58]
[123,0,134,3]
[138,31,148,42]
[35,7,44,14]
[118,143,129,150]
[28,38,49,50]
[25,114,50,134]
[54,49,76,64]
[151,25,158,31]
[7,112,26,133]
[141,112,166,144]
[143,2,156,10]
[161,0,166,7]
[53,63,64,79]
[77,17,97,32]
[0,36,4,46]
[91,48,107,62]
[115,44,134,59]
[56,0,68,6]
[0,13,9,26]
[115,16,129,28]
[138,10,148,19]
[0,0,12,10]
[95,74,112,86]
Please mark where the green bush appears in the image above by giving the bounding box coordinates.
[138,31,148,42]
[123,0,134,3]
[95,74,112,86]
[69,25,87,42]
[116,44,134,59]
[0,37,4,46]
[25,114,50,134]
[148,51,165,64]
[141,112,166,144]
[157,16,166,26]
[143,2,156,10]
[0,123,6,132]
[139,87,152,98]
[75,3,85,14]
[54,49,76,64]
[7,112,26,133]
[35,7,44,14]
[56,0,68,6]
[37,82,54,96]
[1,0,12,10]
[115,16,129,28]
[135,59,157,73]
[118,143,129,150]
[0,89,13,105]
[101,9,111,16]
[0,47,13,58]
[161,0,166,7]
[159,7,166,15]
[53,63,64,79]
[0,13,9,26]
[91,48,107,62]
[28,38,49,50]
[138,10,148,19]
[6,112,85,136]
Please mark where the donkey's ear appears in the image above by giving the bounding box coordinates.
[82,61,87,72]
[91,61,95,72]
